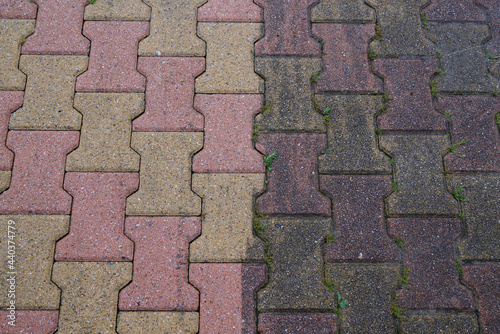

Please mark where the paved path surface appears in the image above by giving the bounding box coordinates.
[0,0,499,333]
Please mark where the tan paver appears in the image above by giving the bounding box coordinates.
[84,0,151,21]
[0,171,10,193]
[117,312,199,334]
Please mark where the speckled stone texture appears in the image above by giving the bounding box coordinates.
[463,264,500,333]
[195,23,263,94]
[257,133,330,215]
[258,313,338,334]
[193,94,264,173]
[52,262,132,334]
[119,217,200,311]
[374,58,446,131]
[257,217,335,311]
[117,312,199,334]
[9,55,87,130]
[380,134,458,216]
[133,57,204,132]
[75,21,148,92]
[321,176,398,262]
[425,0,486,22]
[190,173,265,262]
[313,24,382,92]
[190,263,266,334]
[439,96,500,172]
[388,218,474,310]
[0,0,37,19]
[0,215,69,309]
[66,93,144,172]
[255,57,324,132]
[0,91,23,170]
[21,0,89,55]
[139,0,206,57]
[402,312,479,334]
[126,132,203,216]
[477,0,500,54]
[0,19,34,90]
[326,263,399,333]
[84,0,151,21]
[316,95,391,174]
[198,0,262,22]
[55,173,138,261]
[366,0,434,57]
[0,311,58,334]
[0,171,10,193]
[448,174,500,260]
[311,0,375,22]
[0,131,79,214]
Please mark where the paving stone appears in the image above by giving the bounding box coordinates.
[84,0,151,21]
[313,24,382,92]
[256,133,331,215]
[402,311,479,334]
[463,263,500,334]
[0,310,58,334]
[75,21,148,93]
[133,57,204,132]
[198,0,262,22]
[388,218,474,310]
[426,23,499,93]
[374,58,446,131]
[0,0,37,19]
[257,217,335,311]
[192,94,264,173]
[117,312,199,334]
[0,171,10,193]
[0,19,34,90]
[195,23,263,94]
[438,96,500,172]
[0,91,23,170]
[447,174,500,260]
[254,0,320,56]
[66,93,144,172]
[190,173,265,262]
[139,0,206,57]
[0,131,79,214]
[316,95,391,174]
[425,0,486,22]
[258,313,337,334]
[55,172,137,261]
[21,0,89,55]
[325,263,399,333]
[380,134,459,216]
[320,176,398,262]
[190,263,266,333]
[311,0,374,22]
[366,0,434,57]
[52,262,132,334]
[0,215,68,309]
[126,132,202,216]
[477,0,500,54]
[9,55,87,130]
[119,216,200,311]
[255,57,324,132]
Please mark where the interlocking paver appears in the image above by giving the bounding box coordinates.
[0,311,58,334]
[0,91,23,170]
[119,216,200,311]
[477,0,500,54]
[0,0,37,19]
[0,131,79,214]
[425,0,486,22]
[84,0,151,21]
[9,55,87,130]
[193,94,264,173]
[198,0,262,22]
[402,312,479,334]
[311,0,374,22]
[117,312,199,334]
[133,57,204,132]
[66,93,143,172]
[258,313,337,334]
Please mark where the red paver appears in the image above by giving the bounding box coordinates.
[256,133,330,216]
[76,21,148,92]
[320,175,398,262]
[312,24,382,92]
[477,0,500,56]
[374,58,445,131]
[0,91,23,170]
[190,263,266,334]
[254,0,320,56]
[0,310,58,334]
[55,172,138,261]
[258,313,337,334]
[388,218,474,310]
[198,0,262,22]
[425,0,486,22]
[133,57,205,132]
[439,96,500,172]
[21,0,89,55]
[463,263,500,334]
[119,216,200,311]
[0,0,37,19]
[193,94,264,173]
[0,131,78,214]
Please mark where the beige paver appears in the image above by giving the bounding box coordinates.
[117,312,199,334]
[0,171,10,193]
[84,0,151,21]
